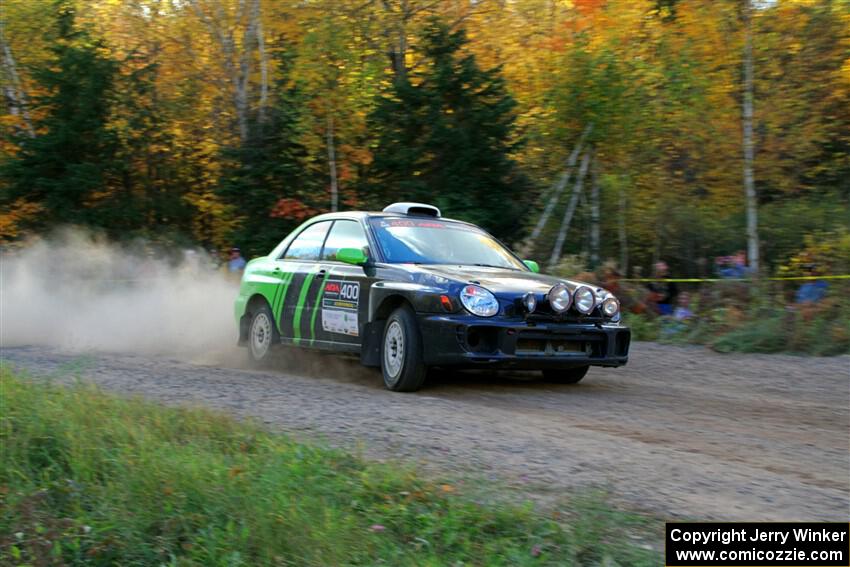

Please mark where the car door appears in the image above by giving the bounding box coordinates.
[311,219,373,348]
[274,220,332,343]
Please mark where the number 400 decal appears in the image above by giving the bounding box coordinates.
[322,280,360,310]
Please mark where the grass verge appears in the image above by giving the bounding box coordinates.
[0,368,658,566]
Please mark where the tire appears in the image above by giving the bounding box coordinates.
[381,305,427,392]
[541,365,589,384]
[247,303,279,365]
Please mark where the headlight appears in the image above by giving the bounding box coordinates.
[602,296,620,318]
[547,283,572,313]
[573,286,596,314]
[522,292,537,313]
[459,285,499,317]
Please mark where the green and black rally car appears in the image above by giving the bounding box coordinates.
[234,203,630,391]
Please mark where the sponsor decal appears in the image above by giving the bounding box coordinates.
[322,279,359,336]
[322,309,359,336]
[377,218,476,232]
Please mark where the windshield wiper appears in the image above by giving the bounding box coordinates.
[468,263,520,271]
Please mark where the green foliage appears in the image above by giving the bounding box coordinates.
[1,2,121,229]
[217,40,321,257]
[366,19,530,243]
[625,288,850,356]
[0,371,659,566]
[775,226,850,278]
[709,303,850,357]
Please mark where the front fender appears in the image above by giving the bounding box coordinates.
[367,281,447,322]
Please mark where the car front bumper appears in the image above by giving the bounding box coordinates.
[418,314,630,369]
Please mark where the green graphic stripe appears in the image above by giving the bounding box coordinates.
[292,271,317,344]
[309,271,332,344]
[274,271,294,332]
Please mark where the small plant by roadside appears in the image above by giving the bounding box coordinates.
[625,289,849,356]
[0,370,659,566]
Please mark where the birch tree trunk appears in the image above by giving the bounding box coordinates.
[589,157,600,269]
[0,24,35,137]
[526,123,592,248]
[189,0,259,143]
[327,114,339,212]
[548,149,592,269]
[742,0,760,275]
[618,182,629,275]
[254,0,268,126]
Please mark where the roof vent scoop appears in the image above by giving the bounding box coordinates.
[382,202,441,217]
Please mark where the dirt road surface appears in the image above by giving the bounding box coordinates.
[4,342,848,521]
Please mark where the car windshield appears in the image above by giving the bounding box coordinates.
[369,217,526,270]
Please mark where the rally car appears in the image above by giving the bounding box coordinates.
[234,203,630,391]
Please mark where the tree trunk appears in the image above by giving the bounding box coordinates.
[618,181,629,275]
[326,114,339,212]
[0,24,35,137]
[589,157,600,269]
[254,0,268,126]
[383,0,409,81]
[548,149,592,269]
[189,0,256,143]
[519,123,592,257]
[742,0,760,275]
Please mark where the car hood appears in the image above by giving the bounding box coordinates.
[404,264,604,297]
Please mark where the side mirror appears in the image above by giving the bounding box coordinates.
[523,260,540,273]
[337,248,369,266]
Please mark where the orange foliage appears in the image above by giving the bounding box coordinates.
[269,198,317,221]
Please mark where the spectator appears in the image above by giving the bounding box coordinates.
[600,263,646,314]
[228,247,247,273]
[716,250,749,279]
[208,248,223,269]
[673,291,694,321]
[795,265,828,304]
[646,261,679,316]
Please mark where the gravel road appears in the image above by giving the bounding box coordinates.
[3,342,848,521]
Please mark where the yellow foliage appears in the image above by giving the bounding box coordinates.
[0,199,44,243]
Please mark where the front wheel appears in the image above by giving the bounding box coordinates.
[541,365,589,384]
[248,303,278,364]
[381,306,427,392]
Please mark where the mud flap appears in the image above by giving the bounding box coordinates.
[360,321,383,367]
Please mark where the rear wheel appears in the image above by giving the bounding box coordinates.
[248,303,278,364]
[382,306,427,392]
[542,365,589,384]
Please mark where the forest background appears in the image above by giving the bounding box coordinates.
[1,0,848,280]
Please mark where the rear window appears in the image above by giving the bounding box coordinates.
[283,221,331,261]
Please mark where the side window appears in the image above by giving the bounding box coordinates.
[321,220,369,261]
[283,222,331,261]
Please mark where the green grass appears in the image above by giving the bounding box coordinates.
[0,369,659,566]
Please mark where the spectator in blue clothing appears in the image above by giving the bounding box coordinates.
[228,247,247,273]
[716,250,749,279]
[795,265,828,304]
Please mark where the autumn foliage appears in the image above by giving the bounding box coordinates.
[0,0,847,270]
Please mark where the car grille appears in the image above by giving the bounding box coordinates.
[514,330,608,358]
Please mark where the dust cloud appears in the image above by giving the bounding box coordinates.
[1,229,241,363]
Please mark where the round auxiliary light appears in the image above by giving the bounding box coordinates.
[602,296,620,318]
[523,292,537,313]
[547,283,572,313]
[573,286,597,315]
